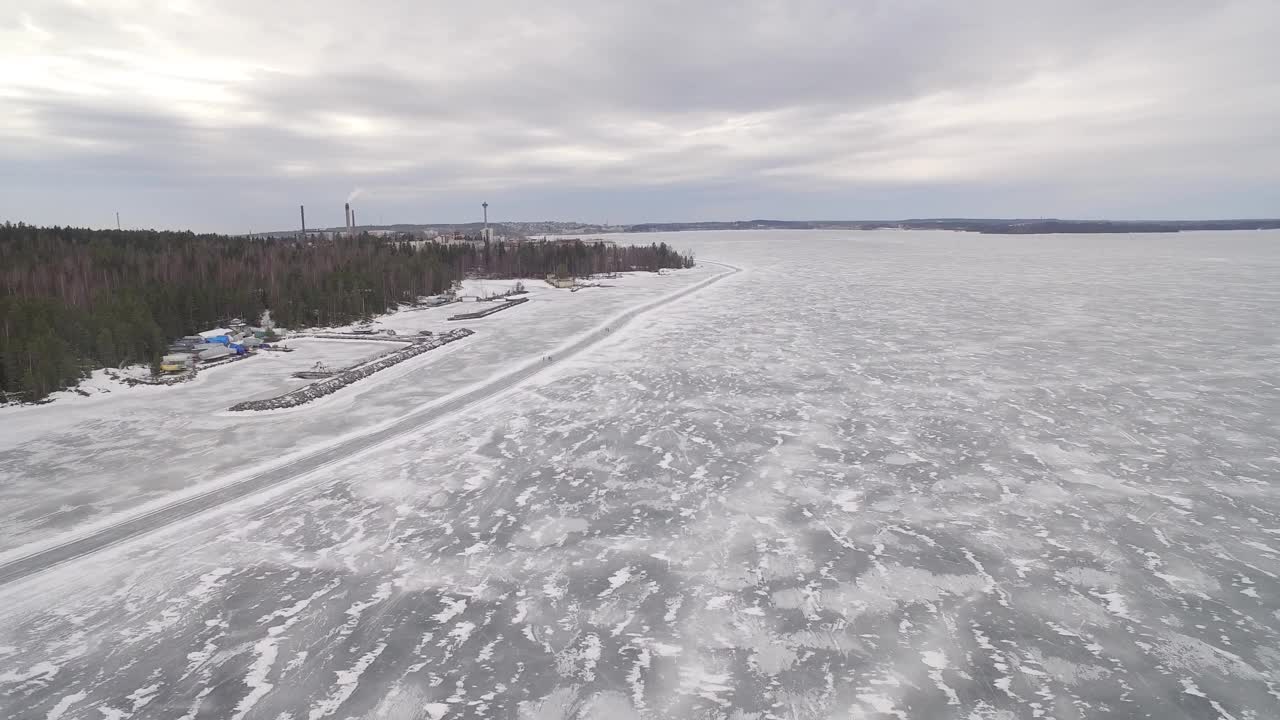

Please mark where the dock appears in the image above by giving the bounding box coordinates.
[447,297,529,321]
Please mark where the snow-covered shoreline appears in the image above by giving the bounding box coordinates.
[0,266,717,556]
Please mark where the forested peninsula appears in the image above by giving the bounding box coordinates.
[0,223,692,400]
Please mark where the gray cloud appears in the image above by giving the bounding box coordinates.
[1,0,1277,232]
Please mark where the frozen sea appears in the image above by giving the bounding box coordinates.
[1,230,1279,719]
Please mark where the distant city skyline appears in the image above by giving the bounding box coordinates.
[3,1,1278,233]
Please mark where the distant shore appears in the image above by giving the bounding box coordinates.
[279,218,1280,238]
[619,218,1280,235]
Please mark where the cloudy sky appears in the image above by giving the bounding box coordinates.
[2,0,1278,232]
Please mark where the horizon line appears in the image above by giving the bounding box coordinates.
[8,216,1280,236]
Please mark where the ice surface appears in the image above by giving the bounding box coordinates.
[2,230,1280,718]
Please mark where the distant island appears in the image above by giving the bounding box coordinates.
[286,218,1280,239]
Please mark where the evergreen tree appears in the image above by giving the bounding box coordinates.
[96,329,116,368]
[22,367,39,399]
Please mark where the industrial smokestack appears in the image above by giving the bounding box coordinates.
[351,209,357,235]
[300,205,306,238]
[345,202,351,238]
[482,201,489,241]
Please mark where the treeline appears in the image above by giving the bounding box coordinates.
[0,223,693,400]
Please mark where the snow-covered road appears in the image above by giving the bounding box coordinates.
[2,231,1279,719]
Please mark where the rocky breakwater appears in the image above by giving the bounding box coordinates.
[229,329,474,411]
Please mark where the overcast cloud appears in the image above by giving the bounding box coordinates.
[2,0,1278,232]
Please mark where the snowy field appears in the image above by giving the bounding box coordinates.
[2,230,1280,718]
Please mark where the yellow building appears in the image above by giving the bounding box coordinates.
[161,353,193,373]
